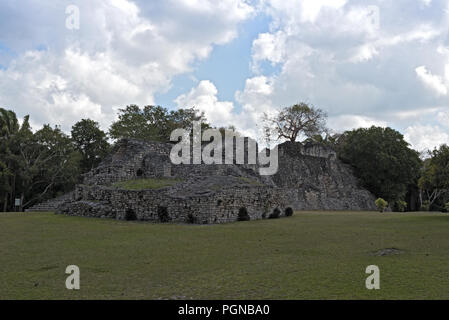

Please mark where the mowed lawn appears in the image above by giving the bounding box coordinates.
[1,211,449,300]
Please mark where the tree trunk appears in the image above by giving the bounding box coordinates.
[19,193,24,212]
[419,190,423,209]
[3,193,7,212]
[10,174,16,212]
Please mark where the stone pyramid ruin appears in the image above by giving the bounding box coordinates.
[56,138,376,223]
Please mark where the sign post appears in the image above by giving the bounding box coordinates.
[15,198,21,212]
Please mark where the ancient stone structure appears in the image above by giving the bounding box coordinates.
[57,138,376,223]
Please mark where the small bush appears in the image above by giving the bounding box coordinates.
[375,198,388,213]
[421,200,430,212]
[237,207,250,221]
[186,213,197,224]
[125,209,137,221]
[285,207,294,217]
[444,202,449,213]
[157,206,171,222]
[268,208,281,219]
[394,200,407,212]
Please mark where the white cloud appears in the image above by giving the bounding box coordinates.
[235,76,275,126]
[1,0,449,145]
[175,80,236,128]
[235,0,449,143]
[415,66,448,96]
[252,31,286,68]
[327,115,387,132]
[405,125,449,152]
[437,111,449,128]
[0,0,254,131]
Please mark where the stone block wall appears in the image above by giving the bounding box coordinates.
[59,183,292,224]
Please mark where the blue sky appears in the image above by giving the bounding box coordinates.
[0,0,449,152]
[156,11,273,111]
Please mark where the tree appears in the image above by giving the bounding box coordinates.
[71,119,110,173]
[109,105,208,142]
[263,102,327,142]
[375,198,388,212]
[339,126,421,204]
[0,160,12,212]
[0,108,29,211]
[17,124,81,209]
[418,144,449,209]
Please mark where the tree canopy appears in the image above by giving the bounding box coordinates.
[109,105,208,142]
[0,108,82,211]
[338,126,422,204]
[72,119,110,173]
[263,102,327,143]
[418,144,449,209]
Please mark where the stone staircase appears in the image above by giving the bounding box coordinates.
[25,192,74,212]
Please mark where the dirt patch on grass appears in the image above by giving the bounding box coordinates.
[371,248,405,256]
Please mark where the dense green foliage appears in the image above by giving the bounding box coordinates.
[339,126,422,204]
[394,200,408,213]
[418,144,449,210]
[375,198,388,212]
[71,119,110,173]
[109,105,208,141]
[0,108,83,211]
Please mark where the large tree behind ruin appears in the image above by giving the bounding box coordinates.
[263,102,327,143]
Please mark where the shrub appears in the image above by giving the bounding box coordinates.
[375,198,388,213]
[421,200,430,212]
[394,200,407,212]
[125,209,137,221]
[186,213,197,224]
[157,206,171,222]
[285,207,294,217]
[268,208,281,219]
[445,202,449,213]
[237,207,250,221]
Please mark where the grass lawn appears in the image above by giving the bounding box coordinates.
[112,178,182,190]
[1,211,449,300]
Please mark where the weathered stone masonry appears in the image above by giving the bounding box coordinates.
[57,139,377,223]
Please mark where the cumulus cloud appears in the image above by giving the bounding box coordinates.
[415,66,448,96]
[231,0,449,151]
[438,110,449,128]
[1,0,449,153]
[405,125,449,152]
[0,0,254,131]
[175,80,236,128]
[327,115,387,133]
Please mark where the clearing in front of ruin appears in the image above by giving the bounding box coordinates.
[1,211,449,299]
[112,178,182,190]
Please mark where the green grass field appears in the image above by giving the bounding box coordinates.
[113,178,182,190]
[1,211,449,300]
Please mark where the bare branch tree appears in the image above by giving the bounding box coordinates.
[263,102,327,143]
